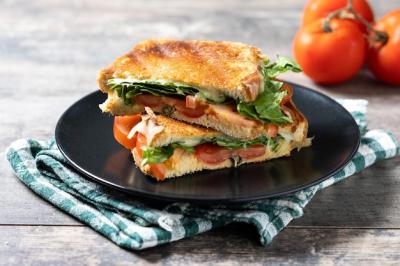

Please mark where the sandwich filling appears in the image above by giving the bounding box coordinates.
[139,135,282,166]
[101,40,311,180]
[129,114,310,181]
[128,108,305,168]
[106,56,301,126]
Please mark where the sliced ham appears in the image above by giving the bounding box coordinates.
[206,104,258,128]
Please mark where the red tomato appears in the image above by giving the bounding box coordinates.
[266,124,278,138]
[135,133,147,157]
[368,9,400,85]
[135,94,206,118]
[134,94,160,107]
[293,18,367,84]
[195,144,231,164]
[195,143,267,164]
[280,83,293,105]
[161,97,178,106]
[235,145,266,159]
[113,115,141,149]
[302,0,374,33]
[149,164,166,181]
[135,133,166,180]
[174,99,206,118]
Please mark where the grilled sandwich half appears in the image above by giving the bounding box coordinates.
[131,108,310,180]
[98,39,307,142]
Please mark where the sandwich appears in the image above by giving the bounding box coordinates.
[98,39,311,180]
[129,108,310,181]
[98,39,307,142]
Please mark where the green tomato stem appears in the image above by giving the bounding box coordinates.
[322,0,388,45]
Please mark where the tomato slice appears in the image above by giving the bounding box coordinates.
[149,163,166,180]
[266,124,278,138]
[195,143,267,164]
[234,145,266,159]
[113,115,142,149]
[175,100,206,118]
[135,94,206,118]
[135,133,166,180]
[135,133,147,157]
[195,143,232,164]
[281,83,293,105]
[134,94,161,107]
[161,97,179,106]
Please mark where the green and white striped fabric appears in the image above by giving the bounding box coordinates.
[6,99,399,250]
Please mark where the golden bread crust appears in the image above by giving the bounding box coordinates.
[97,39,264,102]
[148,113,223,147]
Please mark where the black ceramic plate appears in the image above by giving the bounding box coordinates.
[55,83,360,204]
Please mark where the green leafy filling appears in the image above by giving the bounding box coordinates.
[213,135,281,151]
[108,56,301,124]
[141,146,173,166]
[141,143,194,166]
[141,136,282,165]
[236,56,301,124]
[108,79,199,105]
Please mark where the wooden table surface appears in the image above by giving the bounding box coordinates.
[1,0,400,265]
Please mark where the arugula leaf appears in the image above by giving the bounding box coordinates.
[253,89,292,124]
[108,78,198,105]
[236,103,261,121]
[237,84,292,124]
[236,56,301,124]
[141,146,174,166]
[263,56,302,78]
[140,135,283,166]
[171,143,195,153]
[107,78,226,104]
[140,143,195,166]
[213,135,281,151]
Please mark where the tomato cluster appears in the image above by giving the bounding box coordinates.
[293,0,400,85]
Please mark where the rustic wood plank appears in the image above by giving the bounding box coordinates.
[1,0,400,263]
[1,225,400,265]
[294,157,400,227]
[0,0,399,228]
[2,155,400,227]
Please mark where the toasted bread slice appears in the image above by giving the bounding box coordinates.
[140,108,223,147]
[98,39,264,102]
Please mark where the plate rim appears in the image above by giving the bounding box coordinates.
[55,83,361,204]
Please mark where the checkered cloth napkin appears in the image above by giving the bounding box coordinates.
[6,99,399,250]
